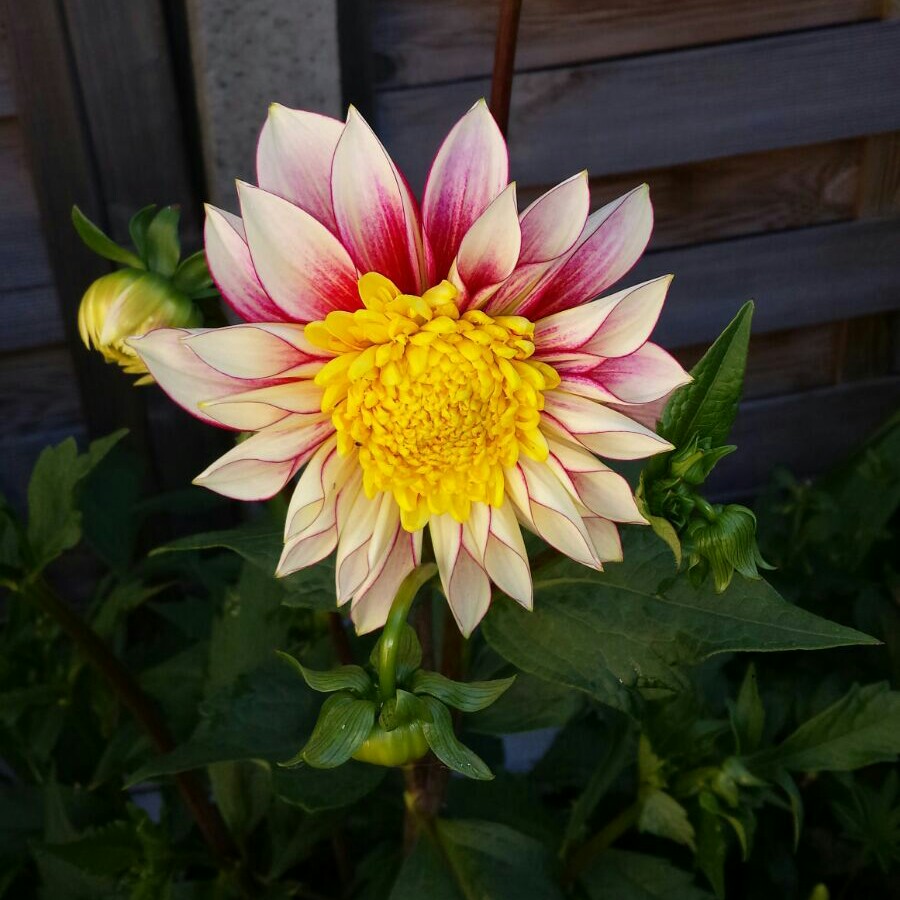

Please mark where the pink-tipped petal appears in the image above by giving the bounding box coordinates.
[350,529,422,634]
[201,380,325,431]
[430,515,491,637]
[516,185,653,319]
[583,516,623,562]
[422,99,508,280]
[453,183,521,302]
[592,342,691,404]
[533,276,671,356]
[331,107,425,294]
[504,458,599,569]
[543,391,672,460]
[607,395,673,431]
[185,323,324,380]
[582,276,673,358]
[256,104,343,231]
[519,171,590,264]
[545,438,645,524]
[237,182,360,323]
[474,502,533,609]
[336,492,399,602]
[129,328,267,429]
[194,416,333,501]
[205,205,285,322]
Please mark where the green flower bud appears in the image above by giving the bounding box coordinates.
[684,503,769,592]
[77,268,200,383]
[352,719,429,767]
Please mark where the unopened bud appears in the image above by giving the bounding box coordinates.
[77,268,199,383]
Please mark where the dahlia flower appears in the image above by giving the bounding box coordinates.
[131,100,689,635]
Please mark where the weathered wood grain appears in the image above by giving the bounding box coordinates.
[61,0,201,242]
[518,139,863,251]
[373,0,881,88]
[377,21,900,190]
[0,286,65,353]
[0,10,12,117]
[709,376,900,496]
[635,218,900,348]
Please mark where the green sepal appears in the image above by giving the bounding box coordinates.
[72,205,144,269]
[275,650,374,698]
[145,206,181,276]
[419,695,493,780]
[370,623,421,687]
[411,670,516,712]
[729,663,765,754]
[173,250,214,297]
[282,692,376,770]
[636,490,682,566]
[774,770,804,850]
[378,689,425,732]
[128,204,158,262]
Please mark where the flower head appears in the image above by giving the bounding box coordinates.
[131,100,689,634]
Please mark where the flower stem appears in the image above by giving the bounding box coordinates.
[489,0,524,137]
[22,577,236,864]
[377,563,437,700]
[563,801,641,884]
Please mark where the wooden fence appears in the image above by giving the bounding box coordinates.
[1,0,898,506]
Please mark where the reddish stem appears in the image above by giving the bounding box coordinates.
[489,0,524,137]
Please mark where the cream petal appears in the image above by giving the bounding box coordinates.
[583,515,623,562]
[204,205,285,322]
[331,107,425,294]
[422,99,508,281]
[335,491,389,602]
[237,181,360,323]
[129,328,267,429]
[516,185,653,319]
[185,323,324,381]
[194,416,333,500]
[350,529,422,634]
[519,171,590,264]
[430,515,491,637]
[545,438,645,524]
[256,104,343,232]
[483,502,532,609]
[201,380,325,431]
[453,183,521,302]
[543,391,672,459]
[592,342,691,404]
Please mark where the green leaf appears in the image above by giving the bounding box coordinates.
[71,205,144,269]
[370,623,422,686]
[581,848,713,900]
[746,682,900,774]
[774,770,803,850]
[695,806,729,899]
[26,431,128,574]
[420,696,492,780]
[127,656,318,784]
[291,693,376,769]
[467,670,584,734]
[482,530,875,712]
[208,759,271,840]
[639,789,696,850]
[145,205,181,276]
[411,670,515,712]
[730,663,765,754]
[273,760,385,813]
[173,250,214,296]
[277,651,373,697]
[390,819,564,900]
[660,300,753,448]
[153,526,335,610]
[128,204,157,262]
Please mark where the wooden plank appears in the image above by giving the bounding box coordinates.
[377,21,900,191]
[0,346,83,438]
[633,218,900,348]
[60,0,201,242]
[4,0,151,441]
[708,376,900,496]
[519,139,863,252]
[373,0,881,89]
[675,322,840,401]
[0,9,13,117]
[0,286,65,353]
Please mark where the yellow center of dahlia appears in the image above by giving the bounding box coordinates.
[304,273,560,531]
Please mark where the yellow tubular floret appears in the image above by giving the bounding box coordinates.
[305,273,559,530]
